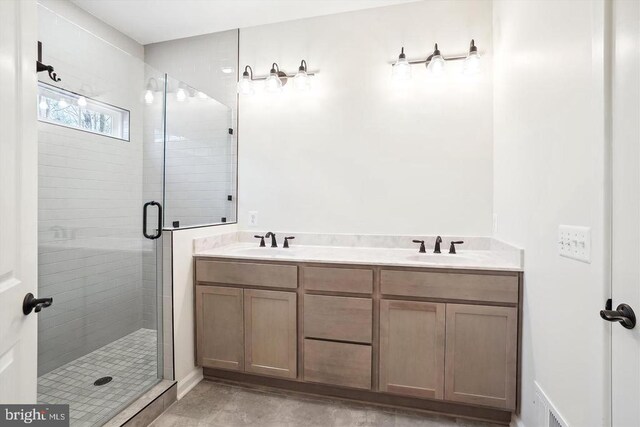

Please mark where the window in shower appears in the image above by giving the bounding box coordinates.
[37,81,130,141]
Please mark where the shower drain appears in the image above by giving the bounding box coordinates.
[94,376,113,386]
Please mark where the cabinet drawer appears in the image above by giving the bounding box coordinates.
[196,259,297,289]
[303,339,371,390]
[380,270,518,304]
[304,295,372,343]
[302,266,373,294]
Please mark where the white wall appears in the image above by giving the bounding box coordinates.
[169,224,237,397]
[237,0,494,236]
[492,1,609,426]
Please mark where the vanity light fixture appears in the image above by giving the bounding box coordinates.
[237,65,255,95]
[293,60,311,92]
[463,39,480,74]
[238,60,317,95]
[426,43,445,76]
[77,96,87,107]
[389,39,481,79]
[58,98,69,108]
[265,63,285,93]
[392,47,411,81]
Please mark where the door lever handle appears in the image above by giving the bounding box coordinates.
[600,303,636,329]
[23,293,53,315]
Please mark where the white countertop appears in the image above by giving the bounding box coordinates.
[195,241,523,272]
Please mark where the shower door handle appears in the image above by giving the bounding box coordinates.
[143,201,162,240]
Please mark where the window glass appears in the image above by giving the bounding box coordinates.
[38,82,130,141]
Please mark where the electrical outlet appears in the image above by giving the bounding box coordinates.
[248,211,258,227]
[558,225,591,263]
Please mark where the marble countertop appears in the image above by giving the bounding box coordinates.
[194,239,524,272]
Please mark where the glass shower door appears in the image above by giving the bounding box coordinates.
[36,4,167,426]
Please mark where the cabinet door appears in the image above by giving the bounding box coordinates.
[195,286,244,371]
[379,300,445,399]
[244,289,297,378]
[445,304,517,410]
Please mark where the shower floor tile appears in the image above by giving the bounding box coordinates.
[38,328,159,427]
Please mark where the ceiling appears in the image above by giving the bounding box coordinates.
[70,0,420,45]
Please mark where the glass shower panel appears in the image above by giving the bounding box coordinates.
[163,76,237,228]
[37,4,166,426]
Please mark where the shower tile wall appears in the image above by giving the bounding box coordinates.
[37,4,147,375]
[163,94,235,227]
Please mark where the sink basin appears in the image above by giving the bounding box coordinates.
[229,247,295,256]
[406,253,477,264]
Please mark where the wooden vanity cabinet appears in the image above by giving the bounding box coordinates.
[444,304,517,410]
[379,300,445,399]
[196,285,297,379]
[195,285,244,371]
[195,260,298,379]
[244,289,297,378]
[195,257,522,423]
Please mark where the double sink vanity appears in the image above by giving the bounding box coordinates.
[193,232,523,424]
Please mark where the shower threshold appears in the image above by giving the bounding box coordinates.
[38,328,159,427]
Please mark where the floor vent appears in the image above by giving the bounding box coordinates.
[535,381,569,427]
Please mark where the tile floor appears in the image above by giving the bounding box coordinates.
[38,328,159,427]
[151,381,504,427]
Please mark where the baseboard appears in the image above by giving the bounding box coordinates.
[511,415,526,427]
[177,367,203,399]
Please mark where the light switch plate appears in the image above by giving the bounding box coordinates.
[248,211,258,227]
[558,225,591,263]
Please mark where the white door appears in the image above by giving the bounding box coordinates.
[0,0,38,404]
[610,0,640,425]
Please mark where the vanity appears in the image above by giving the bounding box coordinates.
[193,234,523,425]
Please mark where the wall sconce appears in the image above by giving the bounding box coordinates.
[237,60,317,95]
[390,39,481,80]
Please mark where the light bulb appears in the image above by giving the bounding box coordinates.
[77,96,87,107]
[426,43,445,77]
[58,98,69,108]
[237,67,254,95]
[39,97,48,111]
[427,56,445,76]
[144,89,154,104]
[293,60,311,92]
[463,40,480,75]
[265,73,282,93]
[176,87,186,102]
[197,91,208,99]
[392,47,411,81]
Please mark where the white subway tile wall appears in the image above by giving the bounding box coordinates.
[163,90,236,227]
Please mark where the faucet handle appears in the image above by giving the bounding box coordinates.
[449,240,464,254]
[254,235,266,247]
[412,239,426,253]
[284,236,295,248]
